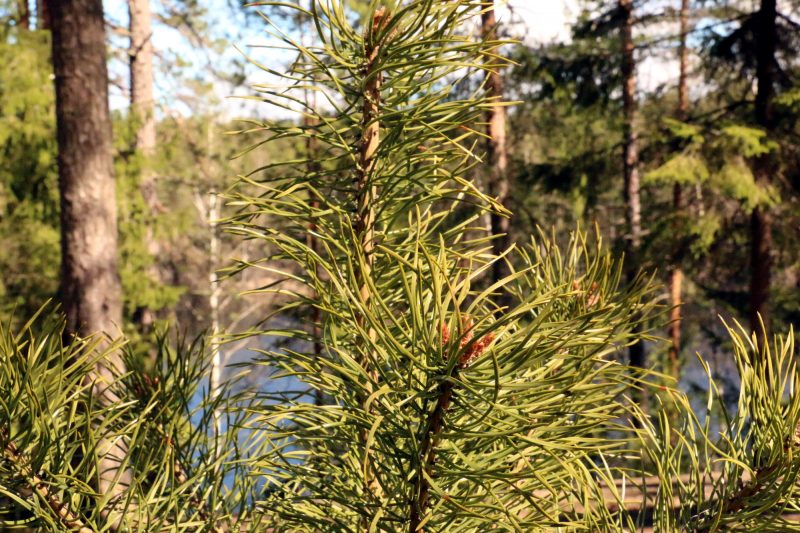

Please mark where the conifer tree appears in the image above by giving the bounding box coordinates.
[2,2,800,531]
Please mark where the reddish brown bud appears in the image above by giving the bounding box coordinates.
[587,282,600,308]
[441,323,450,345]
[370,7,397,42]
[460,331,495,368]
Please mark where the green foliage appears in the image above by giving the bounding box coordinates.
[0,309,257,531]
[114,115,186,323]
[0,29,57,217]
[712,159,777,213]
[644,154,710,187]
[641,323,800,531]
[0,28,60,324]
[642,117,782,272]
[226,1,658,530]
[720,125,780,158]
[0,1,797,531]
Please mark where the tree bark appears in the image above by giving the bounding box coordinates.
[129,0,156,155]
[129,0,163,331]
[48,0,127,512]
[749,0,777,341]
[619,0,645,372]
[620,0,641,253]
[16,0,30,30]
[481,2,511,290]
[668,0,690,378]
[50,0,123,344]
[36,0,50,30]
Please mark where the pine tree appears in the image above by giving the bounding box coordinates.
[2,2,800,531]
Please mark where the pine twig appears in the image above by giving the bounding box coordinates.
[355,6,394,511]
[409,320,494,532]
[1,431,93,533]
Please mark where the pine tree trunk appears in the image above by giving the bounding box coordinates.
[750,0,777,340]
[129,0,155,154]
[619,0,645,372]
[129,0,162,331]
[50,0,123,347]
[668,0,690,378]
[481,2,511,288]
[620,0,641,253]
[17,0,30,30]
[208,190,222,434]
[48,0,128,512]
[36,0,49,29]
[303,0,324,406]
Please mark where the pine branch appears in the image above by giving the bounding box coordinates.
[355,6,392,509]
[409,319,494,532]
[1,431,93,533]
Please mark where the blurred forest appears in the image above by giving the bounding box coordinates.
[0,0,798,382]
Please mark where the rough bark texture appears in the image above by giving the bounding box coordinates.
[668,0,690,377]
[2,433,93,533]
[355,20,381,317]
[481,3,511,289]
[619,0,645,371]
[50,0,123,344]
[749,0,777,340]
[48,0,127,510]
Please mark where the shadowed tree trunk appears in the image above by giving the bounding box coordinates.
[301,0,324,406]
[668,0,690,378]
[50,0,123,345]
[48,0,127,512]
[619,0,645,372]
[16,0,30,30]
[36,0,49,29]
[749,0,777,343]
[620,0,641,253]
[481,1,511,291]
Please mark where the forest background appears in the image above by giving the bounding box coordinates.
[1,0,799,396]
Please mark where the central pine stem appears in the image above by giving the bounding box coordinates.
[409,375,457,532]
[356,6,388,516]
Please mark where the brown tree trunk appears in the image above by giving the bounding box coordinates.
[620,0,641,253]
[481,2,511,290]
[16,0,30,30]
[36,0,50,29]
[129,0,155,154]
[129,0,163,331]
[48,0,127,511]
[749,0,777,342]
[668,0,690,378]
[302,0,324,406]
[50,0,123,344]
[620,0,645,372]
